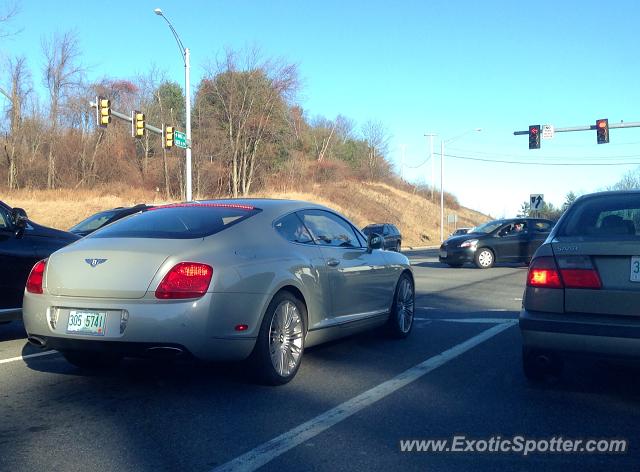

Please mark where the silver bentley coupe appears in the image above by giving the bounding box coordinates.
[22,200,415,384]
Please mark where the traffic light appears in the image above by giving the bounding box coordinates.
[528,125,541,149]
[162,124,174,149]
[96,96,111,127]
[596,119,609,144]
[132,111,145,138]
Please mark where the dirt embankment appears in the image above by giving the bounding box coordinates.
[1,182,488,247]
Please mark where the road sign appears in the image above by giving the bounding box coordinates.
[447,214,457,224]
[530,194,544,211]
[174,130,187,149]
[542,124,554,140]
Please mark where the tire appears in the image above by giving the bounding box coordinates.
[61,350,122,369]
[395,241,401,252]
[386,272,415,338]
[522,348,563,382]
[474,248,495,269]
[446,263,463,268]
[250,291,306,385]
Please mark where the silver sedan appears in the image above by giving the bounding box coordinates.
[23,200,414,384]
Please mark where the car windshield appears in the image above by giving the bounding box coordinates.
[558,194,640,239]
[89,204,261,239]
[469,220,504,234]
[69,209,119,233]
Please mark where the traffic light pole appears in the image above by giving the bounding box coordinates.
[514,121,640,136]
[90,103,164,135]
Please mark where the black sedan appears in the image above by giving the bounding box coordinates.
[69,204,149,237]
[439,218,554,268]
[0,201,79,322]
[362,223,402,252]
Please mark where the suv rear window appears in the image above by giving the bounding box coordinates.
[363,225,384,234]
[559,194,640,239]
[90,204,261,239]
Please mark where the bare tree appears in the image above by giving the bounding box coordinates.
[362,120,390,179]
[1,56,31,189]
[201,49,298,196]
[0,1,21,38]
[42,31,83,188]
[312,116,337,162]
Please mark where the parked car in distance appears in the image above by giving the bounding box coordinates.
[451,227,471,237]
[23,200,415,385]
[0,201,79,322]
[439,217,554,268]
[69,204,149,237]
[520,190,640,381]
[362,223,402,252]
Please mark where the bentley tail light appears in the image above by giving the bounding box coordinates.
[155,262,213,299]
[26,259,47,294]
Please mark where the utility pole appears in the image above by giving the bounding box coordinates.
[424,133,436,200]
[400,144,406,181]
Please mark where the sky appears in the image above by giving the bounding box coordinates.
[2,0,640,217]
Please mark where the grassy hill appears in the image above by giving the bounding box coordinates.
[1,181,488,247]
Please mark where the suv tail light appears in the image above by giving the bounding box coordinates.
[527,256,602,290]
[26,259,47,294]
[527,256,562,288]
[155,262,213,299]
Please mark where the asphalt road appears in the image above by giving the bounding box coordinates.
[1,249,638,471]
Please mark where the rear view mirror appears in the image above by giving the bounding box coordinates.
[11,207,28,238]
[367,233,383,252]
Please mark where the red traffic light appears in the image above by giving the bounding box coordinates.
[596,119,609,144]
[528,125,541,149]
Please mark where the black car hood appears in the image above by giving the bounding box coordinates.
[443,232,485,245]
[29,221,81,241]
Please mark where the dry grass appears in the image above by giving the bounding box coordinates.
[1,181,488,247]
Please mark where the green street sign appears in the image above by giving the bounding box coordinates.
[174,130,187,149]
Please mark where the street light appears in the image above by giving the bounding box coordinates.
[154,8,192,201]
[439,128,482,242]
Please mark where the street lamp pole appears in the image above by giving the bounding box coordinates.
[184,47,191,201]
[440,139,445,242]
[154,8,192,201]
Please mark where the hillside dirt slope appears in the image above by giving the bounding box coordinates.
[1,182,488,247]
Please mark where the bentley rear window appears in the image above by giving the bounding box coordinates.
[89,204,261,239]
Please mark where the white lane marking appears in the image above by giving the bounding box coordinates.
[212,321,517,472]
[513,297,523,301]
[0,350,58,365]
[437,318,516,324]
[416,307,437,311]
[487,308,508,312]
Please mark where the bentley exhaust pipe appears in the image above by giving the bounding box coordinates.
[27,336,47,348]
[146,346,184,359]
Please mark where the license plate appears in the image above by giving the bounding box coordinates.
[67,310,107,335]
[631,256,640,282]
[439,250,447,258]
